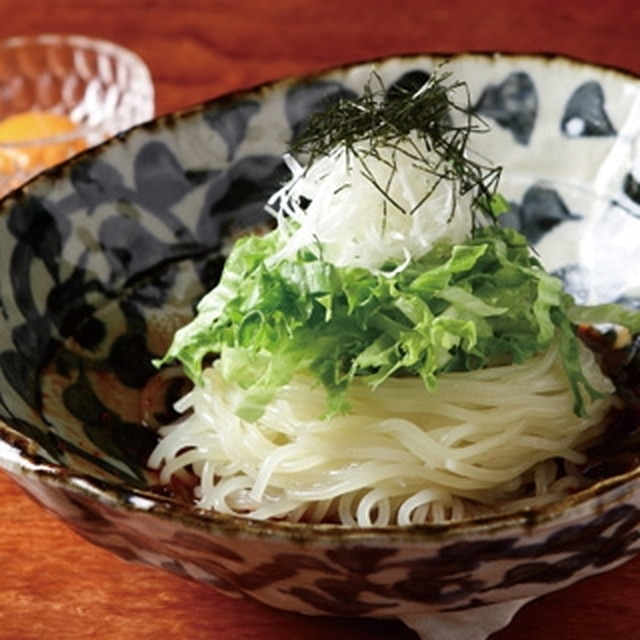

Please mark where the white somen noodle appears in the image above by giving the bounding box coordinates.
[148,335,614,526]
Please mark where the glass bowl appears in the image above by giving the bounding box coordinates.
[0,33,154,195]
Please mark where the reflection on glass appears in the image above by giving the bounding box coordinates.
[0,34,155,197]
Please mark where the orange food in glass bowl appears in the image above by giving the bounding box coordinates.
[0,111,87,176]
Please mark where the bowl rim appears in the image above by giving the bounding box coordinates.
[1,50,639,544]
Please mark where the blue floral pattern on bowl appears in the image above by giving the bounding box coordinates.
[0,54,639,640]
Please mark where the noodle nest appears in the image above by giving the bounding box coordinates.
[149,338,614,526]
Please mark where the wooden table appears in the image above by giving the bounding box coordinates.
[0,1,639,638]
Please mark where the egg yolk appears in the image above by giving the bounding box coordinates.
[0,112,87,176]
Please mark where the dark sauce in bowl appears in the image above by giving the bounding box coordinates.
[578,325,640,480]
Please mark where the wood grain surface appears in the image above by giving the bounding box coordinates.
[0,1,639,638]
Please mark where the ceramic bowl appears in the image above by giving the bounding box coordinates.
[0,53,639,640]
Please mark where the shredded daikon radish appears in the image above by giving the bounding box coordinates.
[267,132,475,273]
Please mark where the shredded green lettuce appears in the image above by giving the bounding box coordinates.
[158,223,623,421]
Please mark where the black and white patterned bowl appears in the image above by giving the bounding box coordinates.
[1,53,639,640]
